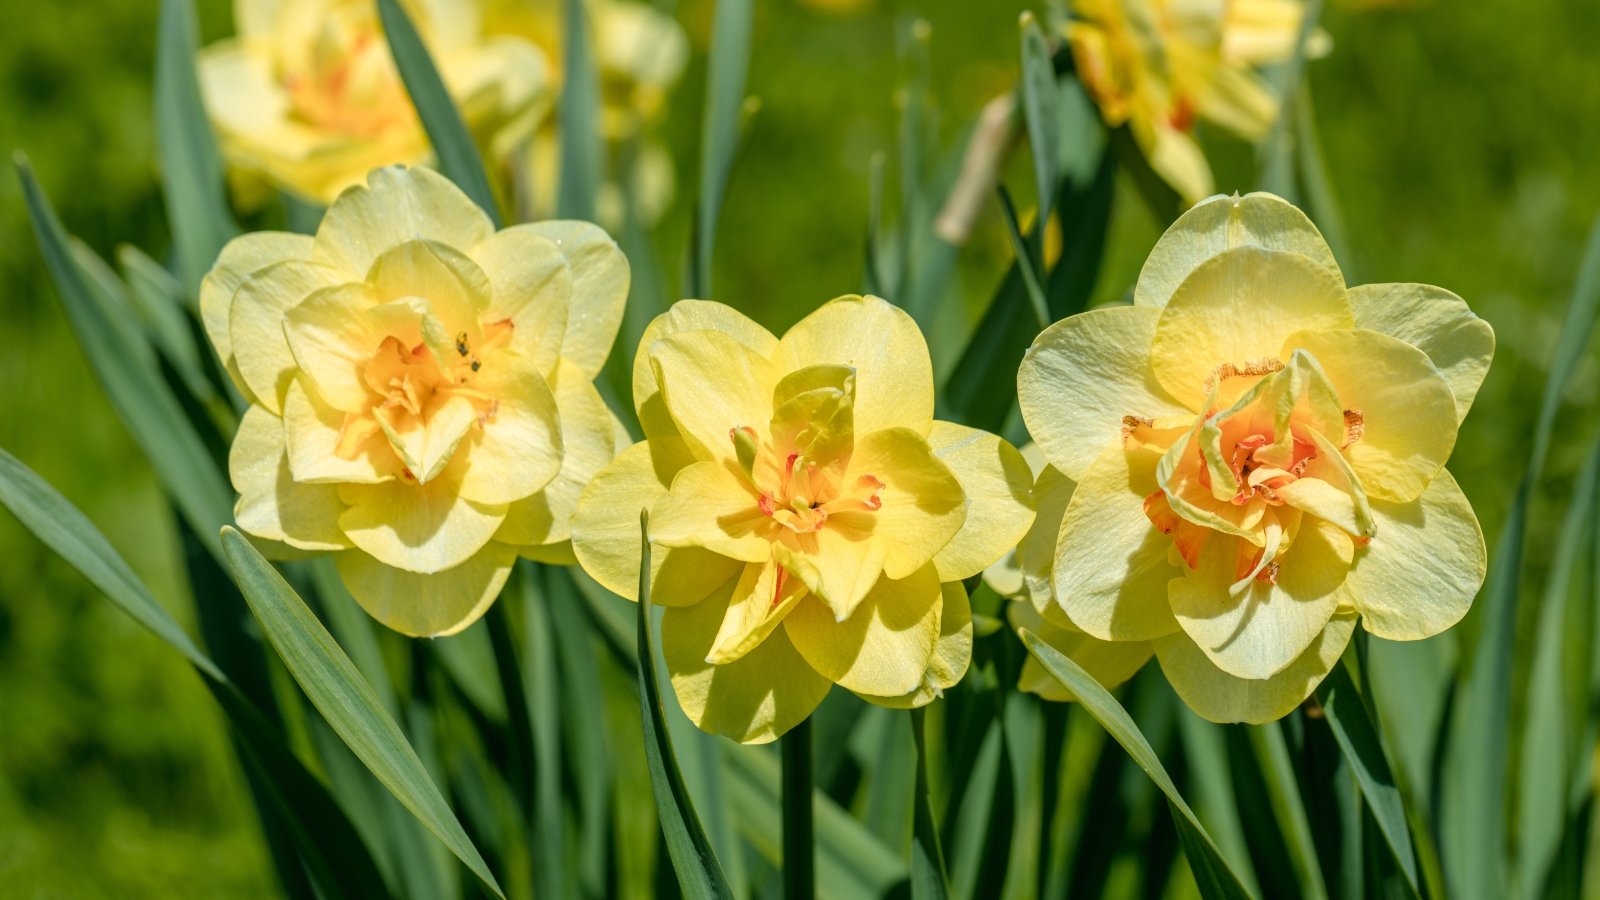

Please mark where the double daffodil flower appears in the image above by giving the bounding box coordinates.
[572,297,1035,743]
[1016,192,1492,722]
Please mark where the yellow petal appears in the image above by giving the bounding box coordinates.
[773,522,887,622]
[663,581,832,744]
[376,394,478,485]
[469,224,572,376]
[282,282,386,412]
[649,460,772,563]
[495,360,616,547]
[335,541,516,637]
[1169,518,1352,680]
[201,231,315,401]
[1152,247,1353,408]
[1272,427,1375,539]
[229,405,348,550]
[1054,444,1181,641]
[337,476,506,574]
[1015,462,1077,611]
[1348,283,1495,424]
[874,581,975,709]
[926,421,1036,581]
[771,295,934,436]
[517,220,628,379]
[1136,114,1214,207]
[367,239,492,337]
[784,562,942,698]
[1018,305,1191,480]
[283,377,398,484]
[706,556,808,664]
[313,166,495,280]
[1010,600,1150,700]
[847,427,967,579]
[230,260,343,414]
[452,362,564,505]
[1134,192,1340,309]
[632,300,779,448]
[1346,468,1485,640]
[1195,64,1278,143]
[1283,328,1457,503]
[648,329,780,464]
[1155,611,1356,724]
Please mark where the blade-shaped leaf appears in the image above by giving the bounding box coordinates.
[1246,721,1334,900]
[556,0,602,221]
[691,0,753,297]
[220,527,505,899]
[634,512,736,899]
[911,707,952,900]
[1018,11,1060,240]
[155,0,239,294]
[377,0,500,224]
[17,157,233,565]
[1020,630,1255,900]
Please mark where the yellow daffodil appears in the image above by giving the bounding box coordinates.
[984,445,1152,701]
[202,165,627,636]
[1066,0,1326,204]
[198,0,549,205]
[483,0,688,226]
[1017,192,1493,723]
[571,296,1035,743]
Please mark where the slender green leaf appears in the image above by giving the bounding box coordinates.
[996,185,1051,331]
[1246,722,1333,900]
[1441,212,1600,900]
[520,565,573,900]
[155,0,238,294]
[1290,88,1353,275]
[1017,12,1060,239]
[220,527,504,898]
[116,244,224,407]
[1021,630,1255,900]
[1255,0,1324,199]
[691,0,753,296]
[1174,712,1260,898]
[17,157,232,564]
[377,0,499,224]
[557,0,602,220]
[783,718,817,899]
[1001,691,1045,900]
[634,513,736,899]
[911,707,952,900]
[548,571,613,896]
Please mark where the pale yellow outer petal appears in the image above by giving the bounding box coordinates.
[1010,600,1151,701]
[847,427,968,580]
[1133,192,1340,310]
[1054,444,1182,641]
[649,460,771,563]
[784,562,942,698]
[230,259,344,414]
[774,523,887,623]
[648,329,780,464]
[337,477,507,574]
[1283,328,1458,503]
[1169,518,1352,680]
[452,363,564,506]
[1155,611,1357,724]
[283,377,398,484]
[1348,283,1495,424]
[874,582,975,709]
[1152,247,1353,408]
[1017,462,1077,610]
[771,295,935,437]
[229,405,349,550]
[663,581,833,745]
[367,239,492,335]
[926,421,1036,581]
[1018,305,1191,480]
[632,300,779,447]
[335,541,517,638]
[517,220,629,379]
[495,360,617,548]
[313,166,495,280]
[201,231,316,401]
[1346,469,1485,640]
[469,224,572,376]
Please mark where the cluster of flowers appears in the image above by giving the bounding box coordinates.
[199,0,1492,744]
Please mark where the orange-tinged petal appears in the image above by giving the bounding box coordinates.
[283,377,398,484]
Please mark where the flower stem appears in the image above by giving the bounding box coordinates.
[782,716,815,899]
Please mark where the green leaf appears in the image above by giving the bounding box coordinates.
[783,718,818,899]
[155,0,239,294]
[1441,212,1600,900]
[219,527,505,899]
[1246,722,1333,900]
[1255,0,1324,199]
[1017,12,1060,242]
[996,185,1051,331]
[520,565,574,900]
[556,0,602,221]
[116,243,224,408]
[547,571,614,896]
[910,707,952,900]
[634,512,736,899]
[16,156,233,565]
[1020,630,1256,900]
[691,0,753,297]
[1001,691,1046,900]
[1174,711,1260,898]
[376,0,500,225]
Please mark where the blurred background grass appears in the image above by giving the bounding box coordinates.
[2,0,1598,894]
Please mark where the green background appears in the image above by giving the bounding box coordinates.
[2,0,1597,894]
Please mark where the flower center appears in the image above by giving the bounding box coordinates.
[729,427,883,535]
[280,16,411,138]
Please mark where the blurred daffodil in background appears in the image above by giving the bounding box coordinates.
[572,296,1035,743]
[204,165,626,636]
[198,0,549,205]
[1018,192,1493,723]
[1065,0,1327,204]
